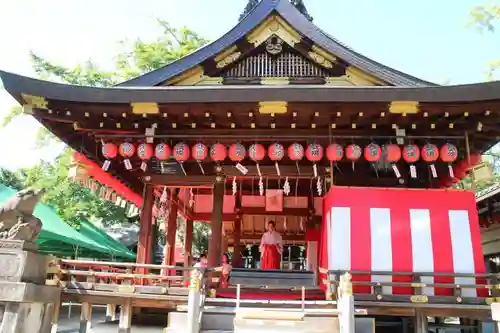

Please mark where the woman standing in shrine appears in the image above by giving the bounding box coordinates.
[259,221,283,270]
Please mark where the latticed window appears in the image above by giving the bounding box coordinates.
[223,46,331,78]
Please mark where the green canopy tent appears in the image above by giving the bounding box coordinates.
[78,220,136,261]
[0,184,125,259]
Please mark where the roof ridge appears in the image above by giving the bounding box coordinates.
[114,0,435,87]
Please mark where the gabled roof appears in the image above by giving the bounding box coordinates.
[118,0,436,87]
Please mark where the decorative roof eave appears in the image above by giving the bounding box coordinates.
[117,0,435,88]
[1,70,499,104]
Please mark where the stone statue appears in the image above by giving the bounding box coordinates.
[0,188,44,243]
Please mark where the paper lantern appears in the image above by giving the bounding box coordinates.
[364,143,382,162]
[421,144,439,163]
[288,143,304,161]
[305,143,324,162]
[384,144,402,179]
[345,144,362,161]
[119,142,135,158]
[326,143,343,162]
[155,143,171,161]
[137,143,153,160]
[102,143,118,159]
[248,143,266,161]
[210,143,227,162]
[173,142,190,162]
[402,144,420,163]
[440,143,458,163]
[191,143,208,161]
[385,144,401,163]
[268,143,285,161]
[228,143,246,162]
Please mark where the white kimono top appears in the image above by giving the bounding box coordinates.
[259,231,283,255]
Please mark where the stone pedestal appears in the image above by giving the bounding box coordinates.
[0,240,60,333]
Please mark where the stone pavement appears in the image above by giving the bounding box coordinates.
[55,303,164,333]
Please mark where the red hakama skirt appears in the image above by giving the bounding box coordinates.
[261,244,281,270]
[220,273,230,288]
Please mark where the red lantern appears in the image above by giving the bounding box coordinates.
[402,144,420,163]
[191,143,208,161]
[345,144,362,161]
[385,144,401,163]
[269,143,285,177]
[440,143,458,163]
[228,143,246,162]
[119,142,135,171]
[137,143,153,160]
[421,143,439,179]
[173,142,190,162]
[326,143,343,162]
[119,142,135,158]
[249,143,266,161]
[268,143,285,161]
[137,143,153,172]
[305,143,324,162]
[421,144,439,162]
[102,143,118,159]
[364,143,382,163]
[155,143,171,161]
[385,144,402,179]
[210,143,227,162]
[288,143,304,161]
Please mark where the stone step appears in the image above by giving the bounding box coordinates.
[230,269,315,287]
[233,317,338,333]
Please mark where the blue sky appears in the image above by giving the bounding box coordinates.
[0,0,498,169]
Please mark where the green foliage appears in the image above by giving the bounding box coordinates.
[176,218,210,257]
[1,106,23,128]
[470,3,500,79]
[10,149,130,228]
[27,20,208,88]
[0,168,25,191]
[0,19,210,252]
[0,150,131,228]
[239,0,260,21]
[470,4,500,32]
[115,20,209,80]
[2,20,209,139]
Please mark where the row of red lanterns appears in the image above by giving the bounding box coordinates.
[102,142,459,164]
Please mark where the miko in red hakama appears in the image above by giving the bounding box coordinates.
[259,228,283,270]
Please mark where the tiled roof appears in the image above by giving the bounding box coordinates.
[118,0,435,87]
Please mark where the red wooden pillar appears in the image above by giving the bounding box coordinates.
[162,188,178,274]
[184,219,193,267]
[208,176,225,267]
[137,184,154,274]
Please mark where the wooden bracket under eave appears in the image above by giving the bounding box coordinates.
[389,101,419,114]
[259,101,288,114]
[131,102,159,115]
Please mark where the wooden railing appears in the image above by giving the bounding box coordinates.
[46,259,223,297]
[319,268,499,305]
